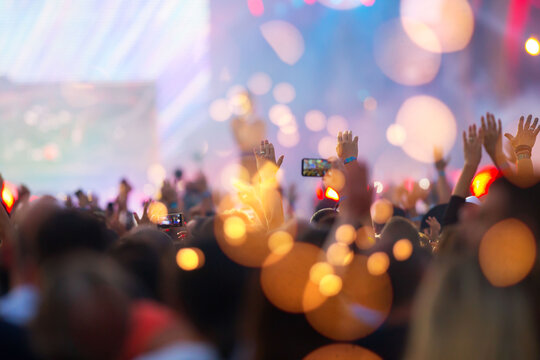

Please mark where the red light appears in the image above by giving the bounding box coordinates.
[1,186,14,213]
[247,0,264,16]
[325,187,340,201]
[470,166,500,198]
[316,187,324,200]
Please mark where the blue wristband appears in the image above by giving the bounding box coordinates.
[344,156,357,164]
[437,170,446,177]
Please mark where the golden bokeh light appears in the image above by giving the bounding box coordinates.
[223,216,247,246]
[367,252,390,275]
[370,199,394,224]
[393,239,413,261]
[356,226,376,250]
[147,201,168,224]
[396,95,457,163]
[261,243,326,313]
[336,224,357,245]
[309,262,335,285]
[214,216,274,268]
[401,0,475,53]
[305,110,326,132]
[305,344,382,360]
[306,255,393,341]
[319,274,343,297]
[327,243,354,267]
[209,98,231,122]
[260,20,305,65]
[176,248,205,271]
[268,231,294,256]
[525,37,540,56]
[374,19,441,86]
[479,219,536,287]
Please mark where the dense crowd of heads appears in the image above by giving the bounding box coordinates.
[0,110,539,360]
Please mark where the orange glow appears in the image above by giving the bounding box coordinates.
[370,199,393,224]
[393,239,413,261]
[268,231,294,256]
[479,219,536,287]
[525,37,540,56]
[147,201,167,224]
[367,252,390,275]
[471,166,500,198]
[356,226,376,250]
[176,248,205,271]
[335,224,356,245]
[1,186,14,212]
[261,243,326,313]
[223,216,247,246]
[305,344,382,360]
[305,255,393,341]
[327,243,354,266]
[319,274,343,297]
[309,262,334,285]
[325,187,340,201]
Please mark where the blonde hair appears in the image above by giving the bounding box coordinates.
[405,256,538,360]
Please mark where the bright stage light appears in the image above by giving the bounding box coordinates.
[525,37,540,56]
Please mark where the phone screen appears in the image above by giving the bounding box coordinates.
[302,158,330,177]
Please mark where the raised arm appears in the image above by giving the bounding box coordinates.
[454,125,483,198]
[253,140,285,230]
[482,112,511,173]
[504,114,539,183]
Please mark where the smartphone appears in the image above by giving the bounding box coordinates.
[157,213,184,228]
[302,158,331,177]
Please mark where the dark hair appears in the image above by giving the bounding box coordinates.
[174,217,249,358]
[110,228,175,302]
[36,209,113,263]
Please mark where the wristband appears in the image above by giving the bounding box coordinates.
[517,153,531,160]
[344,156,357,164]
[437,170,446,177]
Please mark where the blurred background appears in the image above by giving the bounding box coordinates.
[0,0,539,217]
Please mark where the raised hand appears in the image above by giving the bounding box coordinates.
[253,140,284,170]
[433,146,450,171]
[336,130,358,161]
[504,114,539,157]
[481,112,502,157]
[463,124,483,167]
[424,216,441,242]
[133,201,151,226]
